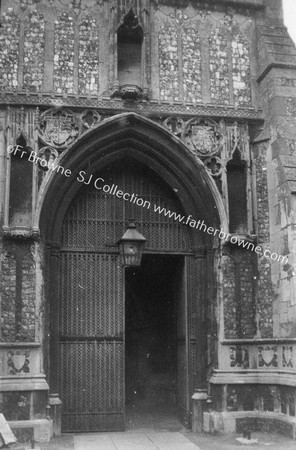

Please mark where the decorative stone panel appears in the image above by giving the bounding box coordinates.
[209,27,230,105]
[54,13,75,93]
[181,117,224,159]
[232,32,251,106]
[240,252,256,338]
[253,141,273,338]
[0,242,36,342]
[0,344,41,375]
[158,22,179,102]
[225,121,249,161]
[23,11,45,92]
[182,24,202,103]
[254,142,270,243]
[257,256,273,338]
[222,248,255,339]
[0,8,20,91]
[223,254,236,339]
[283,345,293,368]
[1,251,17,341]
[38,108,81,150]
[78,17,99,94]
[220,341,296,371]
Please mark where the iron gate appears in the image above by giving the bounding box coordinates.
[57,160,202,432]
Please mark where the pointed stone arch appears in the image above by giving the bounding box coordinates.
[36,112,228,245]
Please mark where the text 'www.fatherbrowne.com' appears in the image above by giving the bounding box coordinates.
[8,145,288,265]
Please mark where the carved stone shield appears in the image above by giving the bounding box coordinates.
[191,125,215,155]
[39,108,81,149]
[182,117,224,158]
[13,351,26,371]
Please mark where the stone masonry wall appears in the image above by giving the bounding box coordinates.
[256,14,296,338]
[1,0,255,107]
[155,6,253,105]
[223,249,255,339]
[253,140,274,338]
[1,242,36,342]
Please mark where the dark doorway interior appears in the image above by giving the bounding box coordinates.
[125,254,184,430]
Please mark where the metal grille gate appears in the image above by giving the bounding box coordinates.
[57,160,199,432]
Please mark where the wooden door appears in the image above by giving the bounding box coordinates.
[55,160,198,432]
[58,252,124,432]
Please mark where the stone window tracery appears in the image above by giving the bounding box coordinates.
[159,22,179,101]
[232,32,251,106]
[0,8,20,91]
[78,16,99,94]
[53,13,75,93]
[23,11,45,92]
[182,24,202,103]
[209,27,230,105]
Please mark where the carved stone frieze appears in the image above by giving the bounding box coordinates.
[0,92,263,119]
[2,226,40,240]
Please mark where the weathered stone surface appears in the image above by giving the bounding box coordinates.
[23,11,45,92]
[0,8,20,91]
[53,13,75,93]
[182,24,202,103]
[209,26,230,105]
[1,242,36,342]
[159,21,179,102]
[232,32,251,106]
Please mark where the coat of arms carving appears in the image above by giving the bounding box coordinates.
[38,108,81,149]
[181,117,224,158]
[7,350,30,375]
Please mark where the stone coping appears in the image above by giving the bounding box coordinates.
[219,411,296,423]
[0,342,41,348]
[210,370,296,386]
[222,338,296,344]
[0,375,49,391]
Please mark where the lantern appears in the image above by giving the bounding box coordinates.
[117,222,146,267]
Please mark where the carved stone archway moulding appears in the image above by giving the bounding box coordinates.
[3,108,250,239]
[34,112,228,241]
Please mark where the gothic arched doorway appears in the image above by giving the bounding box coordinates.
[38,113,224,433]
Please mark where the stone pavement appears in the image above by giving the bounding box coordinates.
[40,431,296,450]
[73,431,200,450]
